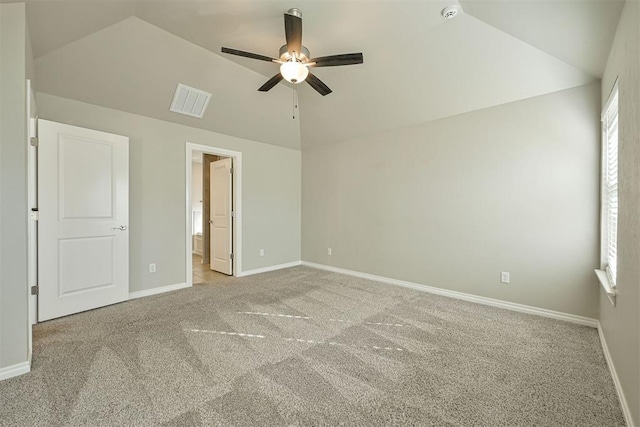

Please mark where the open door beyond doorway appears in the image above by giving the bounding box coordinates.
[185,143,241,285]
[209,158,233,275]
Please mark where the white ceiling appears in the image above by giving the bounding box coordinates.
[20,0,624,149]
[459,0,624,78]
[34,16,301,149]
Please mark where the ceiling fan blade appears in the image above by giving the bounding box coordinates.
[258,73,284,92]
[309,53,364,67]
[306,72,332,96]
[221,47,277,62]
[284,12,302,56]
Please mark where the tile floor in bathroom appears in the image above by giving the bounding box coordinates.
[192,254,230,284]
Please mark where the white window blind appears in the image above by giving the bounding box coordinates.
[602,86,619,286]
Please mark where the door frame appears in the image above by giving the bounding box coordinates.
[185,142,242,284]
[26,80,36,361]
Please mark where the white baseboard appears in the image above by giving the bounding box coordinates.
[129,282,190,300]
[301,261,598,328]
[238,261,302,277]
[597,323,635,427]
[0,361,30,381]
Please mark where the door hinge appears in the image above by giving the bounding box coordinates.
[31,285,39,295]
[230,167,234,175]
[30,208,39,221]
[230,253,234,260]
[30,137,39,147]
[231,211,234,219]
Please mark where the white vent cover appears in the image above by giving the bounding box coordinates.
[169,83,212,118]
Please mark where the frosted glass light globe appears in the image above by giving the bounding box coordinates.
[280,61,309,84]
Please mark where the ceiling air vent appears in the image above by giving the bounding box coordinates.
[169,83,212,119]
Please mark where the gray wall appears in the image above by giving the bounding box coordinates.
[600,0,640,424]
[37,93,301,293]
[303,83,601,318]
[0,3,29,369]
[25,20,35,85]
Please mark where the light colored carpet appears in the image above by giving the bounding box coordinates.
[0,267,625,426]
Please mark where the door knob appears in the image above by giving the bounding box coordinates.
[111,225,127,231]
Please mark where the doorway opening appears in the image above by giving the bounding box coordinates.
[186,143,242,286]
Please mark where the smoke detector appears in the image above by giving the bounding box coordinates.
[442,5,461,20]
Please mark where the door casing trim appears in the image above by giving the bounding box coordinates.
[185,142,242,284]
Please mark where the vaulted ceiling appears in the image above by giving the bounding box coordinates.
[20,0,624,149]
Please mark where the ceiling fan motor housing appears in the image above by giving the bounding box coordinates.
[279,44,310,62]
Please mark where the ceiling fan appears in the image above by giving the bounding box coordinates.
[221,8,363,96]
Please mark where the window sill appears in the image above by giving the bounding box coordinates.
[595,269,616,306]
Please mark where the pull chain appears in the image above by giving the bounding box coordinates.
[292,86,298,119]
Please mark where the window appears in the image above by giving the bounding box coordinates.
[601,82,619,287]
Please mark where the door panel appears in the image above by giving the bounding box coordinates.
[59,135,114,219]
[209,158,232,275]
[38,120,129,321]
[58,237,114,295]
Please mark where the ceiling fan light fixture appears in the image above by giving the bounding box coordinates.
[280,60,309,84]
[220,8,363,96]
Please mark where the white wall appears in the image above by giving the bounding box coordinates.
[599,0,640,424]
[0,3,29,371]
[303,83,601,318]
[37,93,301,292]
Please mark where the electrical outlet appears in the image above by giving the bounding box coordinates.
[149,263,157,273]
[260,249,265,257]
[328,248,332,255]
[501,271,510,284]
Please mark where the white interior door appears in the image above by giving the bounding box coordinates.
[209,158,232,275]
[38,120,129,321]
